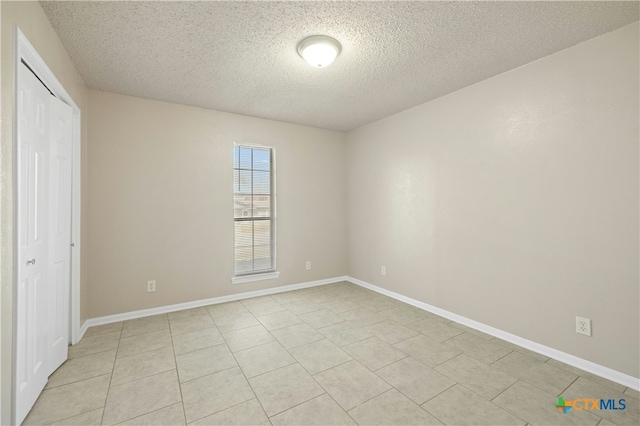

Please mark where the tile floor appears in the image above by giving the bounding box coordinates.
[24,282,639,425]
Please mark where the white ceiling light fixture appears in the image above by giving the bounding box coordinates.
[297,35,342,68]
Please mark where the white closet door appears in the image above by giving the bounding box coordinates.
[16,62,51,425]
[47,95,73,374]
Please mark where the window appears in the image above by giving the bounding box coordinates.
[233,145,276,279]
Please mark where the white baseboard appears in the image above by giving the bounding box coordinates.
[346,276,640,392]
[81,276,347,329]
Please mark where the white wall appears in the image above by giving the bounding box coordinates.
[87,90,347,317]
[346,22,639,377]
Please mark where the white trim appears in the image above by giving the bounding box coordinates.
[78,321,89,342]
[346,276,640,391]
[232,271,280,284]
[14,27,82,345]
[82,276,347,328]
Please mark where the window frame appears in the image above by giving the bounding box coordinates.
[231,143,278,284]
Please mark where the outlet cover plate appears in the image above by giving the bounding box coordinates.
[576,316,591,336]
[147,280,156,293]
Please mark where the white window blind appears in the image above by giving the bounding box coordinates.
[233,145,275,276]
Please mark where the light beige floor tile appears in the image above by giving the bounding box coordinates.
[363,319,418,344]
[176,344,237,383]
[270,394,355,425]
[339,308,385,327]
[313,360,391,411]
[625,387,640,399]
[546,359,627,393]
[271,322,324,350]
[102,370,180,425]
[492,351,577,395]
[445,332,512,364]
[167,307,209,321]
[299,310,345,329]
[491,338,550,362]
[68,331,120,358]
[599,420,617,426]
[348,389,442,425]
[118,329,173,358]
[423,384,526,425]
[257,311,302,331]
[46,349,116,389]
[435,354,517,399]
[360,297,402,312]
[235,341,295,378]
[304,290,337,303]
[271,292,309,305]
[117,403,185,425]
[343,336,407,370]
[394,334,461,367]
[207,301,249,319]
[409,318,465,342]
[421,311,455,324]
[190,399,269,426]
[249,363,324,417]
[318,321,372,347]
[449,323,494,340]
[289,339,352,375]
[84,322,123,338]
[169,314,215,336]
[285,301,324,316]
[246,300,287,316]
[172,327,225,355]
[493,380,600,425]
[321,299,360,314]
[181,366,255,423]
[377,357,455,404]
[23,374,110,425]
[242,295,278,306]
[379,306,429,326]
[121,315,169,338]
[223,324,275,352]
[49,408,103,425]
[562,377,639,425]
[111,347,176,387]
[214,312,260,333]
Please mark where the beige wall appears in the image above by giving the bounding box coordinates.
[87,90,347,317]
[346,22,639,377]
[0,1,89,423]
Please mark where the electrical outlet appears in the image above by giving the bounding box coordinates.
[381,266,386,276]
[305,261,311,270]
[147,280,156,293]
[576,316,591,336]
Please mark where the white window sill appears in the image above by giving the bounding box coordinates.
[232,271,280,285]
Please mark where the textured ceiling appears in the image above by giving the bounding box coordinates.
[41,1,639,132]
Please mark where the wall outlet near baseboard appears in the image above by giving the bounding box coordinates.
[576,316,591,336]
[381,266,386,276]
[306,261,311,270]
[147,280,156,293]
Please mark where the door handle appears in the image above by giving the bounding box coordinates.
[26,259,36,265]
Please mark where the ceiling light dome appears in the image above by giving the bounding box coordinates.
[297,35,341,68]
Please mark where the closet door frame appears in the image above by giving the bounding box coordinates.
[13,25,82,421]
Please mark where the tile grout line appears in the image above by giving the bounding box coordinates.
[557,375,580,397]
[99,326,123,425]
[487,380,533,425]
[224,335,274,425]
[169,319,189,425]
